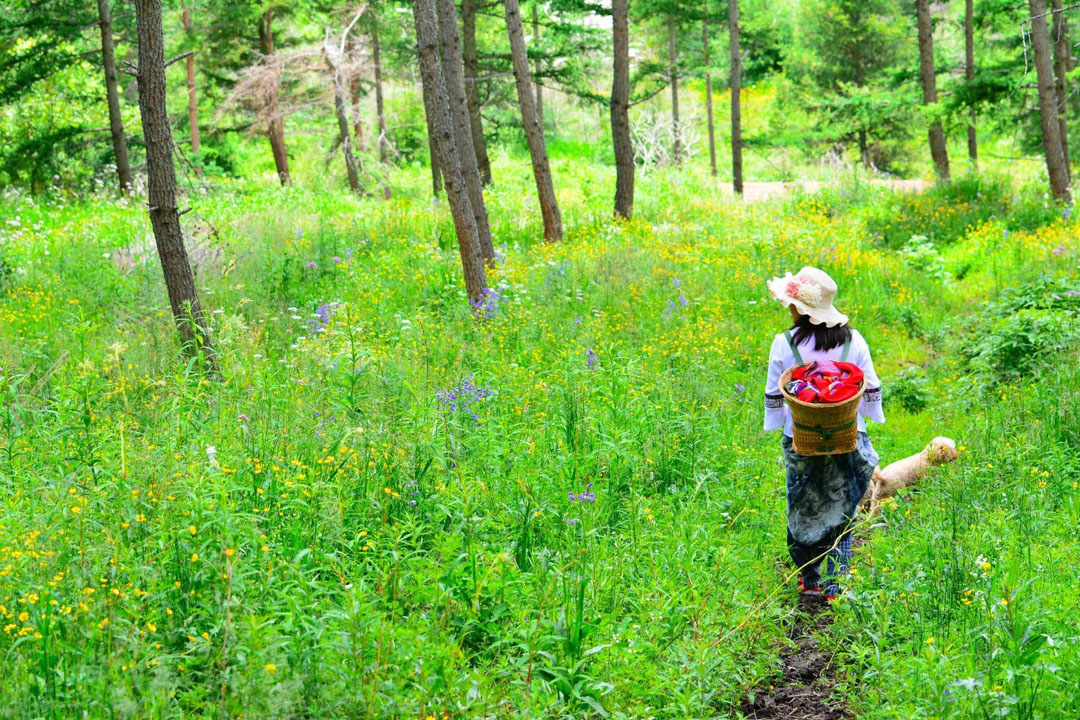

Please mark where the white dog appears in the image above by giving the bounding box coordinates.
[861,436,959,515]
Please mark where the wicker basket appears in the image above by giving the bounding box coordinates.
[779,366,865,456]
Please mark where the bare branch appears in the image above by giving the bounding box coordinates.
[165,50,195,68]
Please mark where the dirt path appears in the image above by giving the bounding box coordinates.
[720,179,926,204]
[741,593,850,720]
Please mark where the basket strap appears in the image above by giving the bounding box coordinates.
[783,330,804,365]
[840,337,851,362]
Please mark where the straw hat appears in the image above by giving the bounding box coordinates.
[767,266,849,328]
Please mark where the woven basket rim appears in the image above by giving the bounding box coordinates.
[778,365,865,410]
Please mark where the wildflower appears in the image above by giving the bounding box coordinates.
[925,636,933,645]
[332,256,342,263]
[1051,244,1064,256]
[224,548,235,558]
[569,483,596,503]
[586,348,598,370]
[470,287,504,318]
[189,526,197,535]
[265,663,277,674]
[435,375,492,421]
[306,261,317,270]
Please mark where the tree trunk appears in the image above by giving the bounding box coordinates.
[96,0,133,193]
[916,0,950,183]
[346,33,365,152]
[462,0,493,184]
[182,6,199,157]
[258,10,291,185]
[965,0,977,164]
[412,0,488,303]
[1052,0,1071,178]
[325,47,364,196]
[1031,0,1071,201]
[133,0,217,368]
[420,78,444,198]
[668,16,682,164]
[729,0,743,195]
[611,0,634,218]
[504,0,563,242]
[533,3,543,128]
[703,10,716,176]
[371,12,389,170]
[436,0,495,261]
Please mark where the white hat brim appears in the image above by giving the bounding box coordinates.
[766,275,849,328]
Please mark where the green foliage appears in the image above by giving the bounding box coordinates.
[962,278,1080,377]
[886,365,929,414]
[0,163,1077,718]
[862,174,1062,249]
[900,234,950,281]
[787,0,916,167]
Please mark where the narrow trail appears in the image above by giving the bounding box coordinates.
[719,178,926,204]
[741,593,849,720]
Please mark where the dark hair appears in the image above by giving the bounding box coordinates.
[790,313,852,351]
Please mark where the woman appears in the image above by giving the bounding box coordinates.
[763,266,884,600]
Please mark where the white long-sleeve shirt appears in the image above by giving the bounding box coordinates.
[763,328,884,437]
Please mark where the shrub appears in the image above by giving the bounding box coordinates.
[886,365,930,413]
[961,279,1080,377]
[899,234,950,281]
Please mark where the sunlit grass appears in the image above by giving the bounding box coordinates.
[0,163,1077,718]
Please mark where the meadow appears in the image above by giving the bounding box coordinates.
[0,160,1078,719]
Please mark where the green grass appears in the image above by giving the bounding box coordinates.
[0,161,1077,719]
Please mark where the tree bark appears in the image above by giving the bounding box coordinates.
[668,16,682,164]
[436,0,495,261]
[413,0,488,303]
[704,10,716,176]
[325,46,364,196]
[611,0,634,218]
[916,0,950,183]
[1031,0,1071,201]
[258,9,291,185]
[371,10,390,170]
[1052,0,1071,178]
[346,33,365,152]
[133,0,217,368]
[462,0,493,184]
[420,78,443,198]
[729,0,743,195]
[504,0,563,242]
[96,0,133,193]
[533,3,543,128]
[965,0,977,164]
[182,6,199,157]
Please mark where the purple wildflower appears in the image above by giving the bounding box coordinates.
[436,375,492,421]
[1051,244,1064,256]
[569,483,595,503]
[471,287,504,318]
[586,347,598,370]
[306,261,317,270]
[333,255,342,263]
[238,413,250,422]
